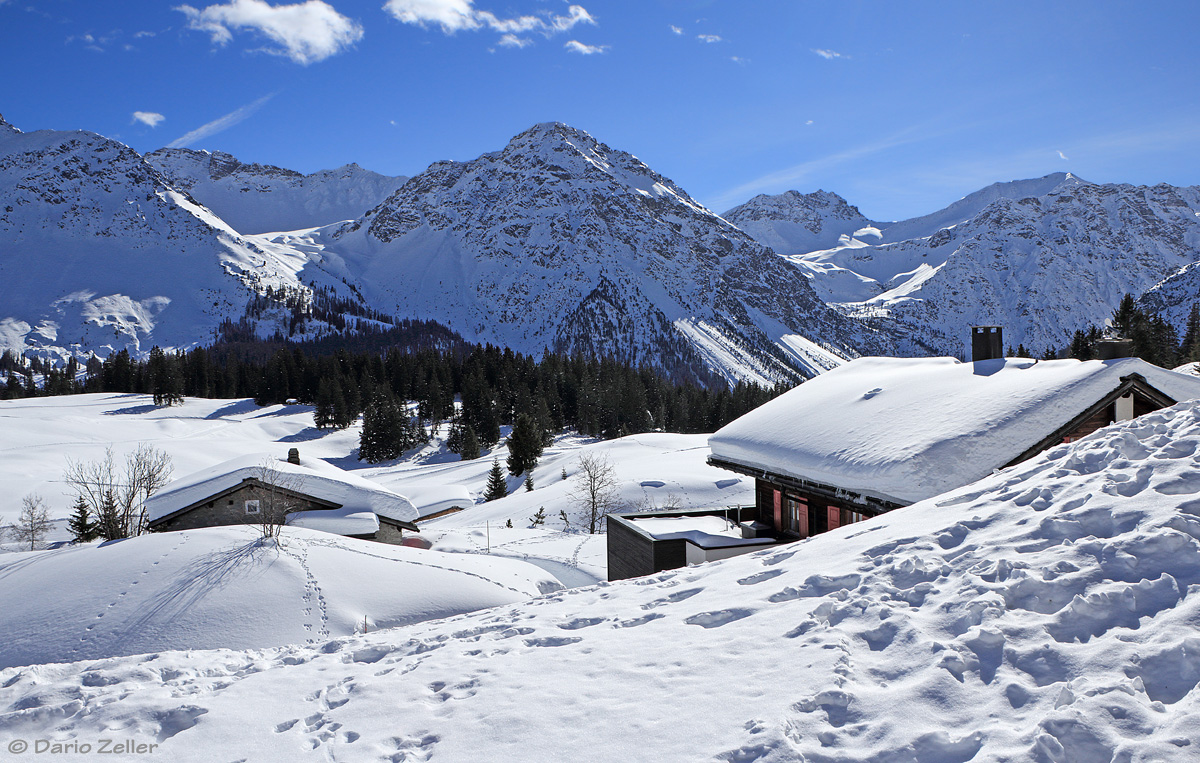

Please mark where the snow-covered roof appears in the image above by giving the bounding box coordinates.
[286,509,379,536]
[625,515,775,549]
[399,484,474,519]
[709,356,1200,505]
[146,452,418,525]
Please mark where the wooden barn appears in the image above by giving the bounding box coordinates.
[707,352,1200,546]
[145,448,419,542]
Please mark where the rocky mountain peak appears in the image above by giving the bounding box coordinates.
[0,113,18,135]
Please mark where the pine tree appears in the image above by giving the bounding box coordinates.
[67,495,99,543]
[148,347,183,406]
[314,378,336,429]
[483,458,508,501]
[359,389,401,462]
[459,423,480,461]
[524,473,535,492]
[1182,304,1200,363]
[529,506,546,527]
[1111,293,1140,338]
[506,413,544,476]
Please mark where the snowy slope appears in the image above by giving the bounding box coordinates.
[146,148,407,234]
[5,399,1200,759]
[305,122,890,383]
[0,394,362,521]
[0,525,560,669]
[0,115,342,361]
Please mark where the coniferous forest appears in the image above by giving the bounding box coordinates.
[0,320,788,462]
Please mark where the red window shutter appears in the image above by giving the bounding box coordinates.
[827,505,840,531]
[797,500,809,538]
[773,490,782,530]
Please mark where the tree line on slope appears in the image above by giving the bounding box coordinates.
[0,326,788,467]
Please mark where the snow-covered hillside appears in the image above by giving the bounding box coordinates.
[0,525,559,669]
[305,122,888,383]
[734,173,1200,356]
[146,148,406,234]
[5,395,1200,759]
[721,189,874,256]
[0,115,367,361]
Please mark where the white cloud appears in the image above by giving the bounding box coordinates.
[806,120,814,125]
[564,39,607,55]
[696,34,720,43]
[167,93,275,148]
[177,0,363,65]
[132,111,166,128]
[498,32,531,48]
[812,48,846,60]
[730,56,747,65]
[1057,150,1069,161]
[134,30,157,38]
[383,0,594,41]
[669,25,682,35]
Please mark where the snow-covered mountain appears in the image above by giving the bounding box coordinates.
[146,148,407,234]
[0,114,333,361]
[721,189,874,255]
[733,173,1200,356]
[296,122,889,383]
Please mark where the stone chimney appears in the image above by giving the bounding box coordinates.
[971,326,1003,362]
[287,448,300,465]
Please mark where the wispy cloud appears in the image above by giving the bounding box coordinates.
[384,0,594,48]
[812,48,846,60]
[1057,150,1069,161]
[669,25,682,35]
[709,126,935,212]
[132,111,166,128]
[177,0,363,65]
[564,39,607,55]
[167,94,274,148]
[730,56,747,65]
[497,32,531,48]
[697,33,721,43]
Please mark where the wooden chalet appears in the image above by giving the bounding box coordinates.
[707,338,1200,546]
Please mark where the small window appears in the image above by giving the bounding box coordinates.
[244,499,261,515]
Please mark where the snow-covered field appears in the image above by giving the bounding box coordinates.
[0,526,560,669]
[4,394,1200,759]
[0,393,753,585]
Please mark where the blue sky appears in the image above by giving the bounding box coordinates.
[1,0,1197,220]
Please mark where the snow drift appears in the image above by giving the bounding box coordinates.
[4,398,1200,759]
[0,525,560,669]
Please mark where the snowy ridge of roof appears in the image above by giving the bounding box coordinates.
[145,453,417,524]
[709,356,1200,505]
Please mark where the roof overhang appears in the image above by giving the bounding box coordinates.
[377,515,420,532]
[706,455,906,515]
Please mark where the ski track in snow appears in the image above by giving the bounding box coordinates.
[5,404,1200,759]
